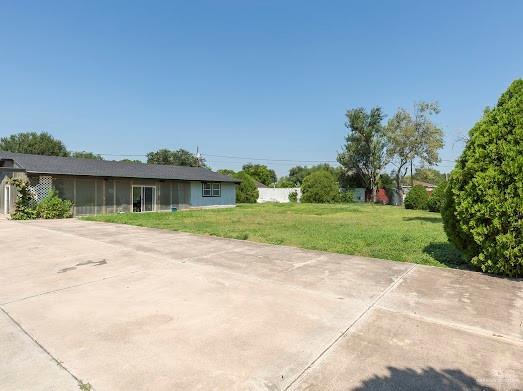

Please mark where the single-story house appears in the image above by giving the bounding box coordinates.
[0,151,240,216]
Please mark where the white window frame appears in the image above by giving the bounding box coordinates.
[131,185,157,212]
[202,182,221,197]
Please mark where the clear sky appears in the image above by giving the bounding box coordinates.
[1,1,522,176]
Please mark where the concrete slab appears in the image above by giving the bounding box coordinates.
[0,310,79,391]
[291,308,523,390]
[1,218,521,390]
[378,266,523,340]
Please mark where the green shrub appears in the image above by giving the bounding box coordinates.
[441,79,523,276]
[36,189,73,219]
[9,178,37,220]
[288,190,298,202]
[404,185,429,210]
[339,189,354,203]
[233,171,259,203]
[301,170,340,203]
[426,181,447,213]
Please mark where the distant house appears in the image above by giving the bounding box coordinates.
[0,151,240,216]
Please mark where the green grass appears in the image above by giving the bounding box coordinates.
[82,203,466,268]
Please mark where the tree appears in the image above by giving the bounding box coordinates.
[241,163,277,186]
[119,159,143,163]
[441,79,523,277]
[412,167,446,185]
[426,181,447,213]
[385,102,443,204]
[300,170,340,203]
[0,132,68,156]
[70,151,104,160]
[217,169,236,177]
[146,148,205,167]
[338,107,388,203]
[287,164,341,187]
[275,178,295,188]
[404,185,429,210]
[233,171,259,203]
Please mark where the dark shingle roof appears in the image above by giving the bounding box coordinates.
[0,151,240,183]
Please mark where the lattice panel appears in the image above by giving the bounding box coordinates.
[29,176,53,201]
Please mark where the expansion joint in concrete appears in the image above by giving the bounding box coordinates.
[284,264,417,390]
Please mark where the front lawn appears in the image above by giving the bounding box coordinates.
[83,203,465,268]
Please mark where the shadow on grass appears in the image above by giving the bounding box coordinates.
[354,366,497,390]
[403,215,442,223]
[423,242,468,269]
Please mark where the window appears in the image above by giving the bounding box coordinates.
[202,182,221,197]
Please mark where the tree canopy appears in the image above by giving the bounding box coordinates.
[241,163,277,186]
[70,151,104,160]
[0,131,69,156]
[337,107,388,202]
[385,102,443,202]
[146,148,205,167]
[282,164,340,187]
[441,79,523,276]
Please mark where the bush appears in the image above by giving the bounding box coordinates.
[9,178,37,220]
[301,170,340,203]
[426,181,447,213]
[339,189,354,203]
[36,189,73,219]
[404,185,429,210]
[441,79,523,276]
[288,190,298,202]
[233,171,259,203]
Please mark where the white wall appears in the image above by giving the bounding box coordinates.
[257,187,301,203]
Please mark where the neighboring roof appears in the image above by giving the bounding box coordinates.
[0,151,240,183]
[255,181,268,188]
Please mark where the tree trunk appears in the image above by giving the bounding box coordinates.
[395,170,403,205]
[370,176,377,203]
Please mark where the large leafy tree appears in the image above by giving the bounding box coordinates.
[412,167,447,185]
[285,164,341,187]
[385,102,443,203]
[146,148,205,167]
[0,131,68,156]
[241,163,277,186]
[70,151,104,160]
[217,169,236,177]
[337,107,388,203]
[442,79,523,276]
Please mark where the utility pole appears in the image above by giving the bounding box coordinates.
[196,146,201,167]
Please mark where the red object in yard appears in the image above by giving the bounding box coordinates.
[376,188,389,204]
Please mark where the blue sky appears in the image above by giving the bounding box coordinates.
[0,1,521,176]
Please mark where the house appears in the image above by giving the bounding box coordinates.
[0,151,240,216]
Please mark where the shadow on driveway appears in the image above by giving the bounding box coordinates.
[354,366,496,391]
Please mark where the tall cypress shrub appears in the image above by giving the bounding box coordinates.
[441,80,523,276]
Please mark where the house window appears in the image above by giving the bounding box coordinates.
[202,182,221,197]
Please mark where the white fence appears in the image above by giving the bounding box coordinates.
[257,187,301,203]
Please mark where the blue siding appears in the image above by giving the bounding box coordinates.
[189,181,236,207]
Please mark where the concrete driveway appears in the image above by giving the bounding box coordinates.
[0,218,521,391]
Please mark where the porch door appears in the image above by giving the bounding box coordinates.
[132,186,155,212]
